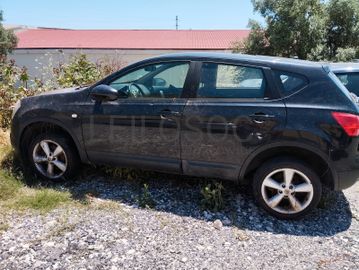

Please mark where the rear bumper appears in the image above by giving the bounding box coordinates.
[336,169,359,190]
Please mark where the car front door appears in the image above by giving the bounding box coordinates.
[82,61,192,172]
[181,62,286,180]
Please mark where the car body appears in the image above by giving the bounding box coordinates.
[10,53,359,219]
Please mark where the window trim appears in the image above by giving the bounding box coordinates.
[192,61,278,101]
[91,60,195,100]
[272,69,309,98]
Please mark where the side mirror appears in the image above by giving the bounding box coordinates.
[90,84,123,102]
[153,78,166,87]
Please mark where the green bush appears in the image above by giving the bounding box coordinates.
[0,60,39,130]
[334,47,358,62]
[200,182,225,212]
[137,183,156,209]
[53,54,101,88]
[0,53,125,130]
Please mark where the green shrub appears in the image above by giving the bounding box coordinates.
[53,54,101,88]
[334,47,358,62]
[0,60,39,130]
[138,183,156,209]
[200,182,225,212]
[0,54,124,130]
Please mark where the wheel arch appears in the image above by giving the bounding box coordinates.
[239,143,337,190]
[19,119,89,164]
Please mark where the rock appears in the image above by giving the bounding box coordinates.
[213,219,223,230]
[203,211,212,220]
[222,218,232,226]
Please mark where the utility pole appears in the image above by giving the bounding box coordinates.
[176,16,179,30]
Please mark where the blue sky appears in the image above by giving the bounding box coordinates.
[0,0,264,29]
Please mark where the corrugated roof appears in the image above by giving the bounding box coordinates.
[15,29,249,50]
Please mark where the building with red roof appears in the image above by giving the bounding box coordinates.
[11,28,249,78]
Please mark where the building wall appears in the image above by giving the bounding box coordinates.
[10,48,228,80]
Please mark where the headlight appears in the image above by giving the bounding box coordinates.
[11,100,21,119]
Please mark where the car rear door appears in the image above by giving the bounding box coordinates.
[181,61,286,180]
[82,61,193,173]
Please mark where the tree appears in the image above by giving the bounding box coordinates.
[232,20,272,55]
[235,0,359,61]
[326,0,359,59]
[237,0,325,59]
[0,11,18,60]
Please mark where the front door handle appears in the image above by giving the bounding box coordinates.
[249,113,275,124]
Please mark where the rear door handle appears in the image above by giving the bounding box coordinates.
[160,109,181,119]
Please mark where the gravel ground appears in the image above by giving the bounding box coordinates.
[0,172,358,270]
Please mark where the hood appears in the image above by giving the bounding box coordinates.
[36,87,78,97]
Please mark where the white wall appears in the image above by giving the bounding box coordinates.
[10,49,228,81]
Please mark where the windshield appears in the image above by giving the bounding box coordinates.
[335,72,359,96]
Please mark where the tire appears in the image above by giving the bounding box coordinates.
[27,132,80,181]
[253,158,322,219]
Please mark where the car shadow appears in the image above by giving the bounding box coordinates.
[23,165,353,237]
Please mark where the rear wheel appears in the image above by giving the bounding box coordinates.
[28,133,79,181]
[253,158,322,219]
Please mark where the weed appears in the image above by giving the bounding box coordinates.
[200,182,225,212]
[11,188,72,213]
[137,183,156,209]
[0,171,22,200]
[49,218,77,238]
[233,228,250,241]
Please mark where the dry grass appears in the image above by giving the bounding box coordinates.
[0,130,9,146]
[0,222,9,233]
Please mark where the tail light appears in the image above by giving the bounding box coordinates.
[332,112,359,137]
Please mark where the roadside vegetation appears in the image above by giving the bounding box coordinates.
[234,0,359,62]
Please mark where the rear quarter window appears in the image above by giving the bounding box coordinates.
[335,72,359,95]
[274,71,308,97]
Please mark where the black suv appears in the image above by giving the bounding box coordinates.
[11,53,359,219]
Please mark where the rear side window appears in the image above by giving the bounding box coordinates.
[197,63,267,99]
[335,72,359,95]
[275,71,308,96]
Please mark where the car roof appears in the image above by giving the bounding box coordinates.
[142,52,325,70]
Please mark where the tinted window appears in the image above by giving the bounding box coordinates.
[335,72,359,95]
[197,63,267,99]
[275,71,308,95]
[109,62,189,98]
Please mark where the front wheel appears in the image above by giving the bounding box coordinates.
[253,158,322,219]
[28,133,80,181]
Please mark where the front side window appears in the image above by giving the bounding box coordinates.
[335,72,359,95]
[197,63,267,99]
[109,62,190,98]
